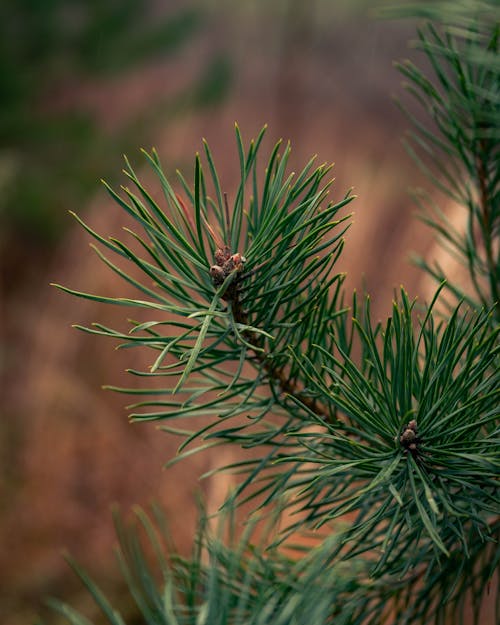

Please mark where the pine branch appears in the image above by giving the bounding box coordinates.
[225,273,327,421]
[389,5,500,320]
[47,504,376,625]
[48,6,500,622]
[53,123,498,600]
[54,126,353,444]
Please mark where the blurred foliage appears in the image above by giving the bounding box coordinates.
[0,0,231,272]
[48,504,373,625]
[385,0,500,319]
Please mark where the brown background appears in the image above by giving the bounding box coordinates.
[2,2,484,623]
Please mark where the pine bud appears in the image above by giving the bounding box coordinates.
[215,246,231,266]
[400,419,420,454]
[210,265,225,287]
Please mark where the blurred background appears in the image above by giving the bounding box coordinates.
[1,1,441,622]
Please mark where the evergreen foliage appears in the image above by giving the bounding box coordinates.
[50,3,499,624]
[388,1,499,319]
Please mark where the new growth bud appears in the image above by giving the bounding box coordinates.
[400,419,420,454]
[209,246,246,297]
[209,265,225,287]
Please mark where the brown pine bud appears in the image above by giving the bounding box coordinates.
[215,246,231,266]
[400,428,417,445]
[209,265,225,287]
[400,419,421,454]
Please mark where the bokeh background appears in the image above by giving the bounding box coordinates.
[1,1,450,622]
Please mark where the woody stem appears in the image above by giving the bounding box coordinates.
[228,274,332,423]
